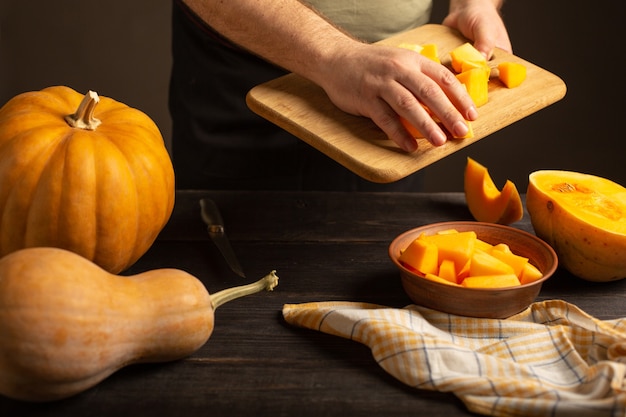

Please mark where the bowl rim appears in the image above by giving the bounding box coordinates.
[388,221,558,292]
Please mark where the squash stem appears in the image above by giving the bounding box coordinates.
[210,270,279,310]
[64,90,102,130]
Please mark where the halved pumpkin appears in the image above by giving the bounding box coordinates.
[464,157,523,225]
[526,170,626,282]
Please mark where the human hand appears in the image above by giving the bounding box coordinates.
[316,42,478,152]
[443,0,512,59]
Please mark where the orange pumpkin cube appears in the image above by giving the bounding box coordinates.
[457,259,471,282]
[420,43,441,64]
[469,249,515,277]
[489,248,529,277]
[398,238,439,275]
[491,243,512,254]
[450,42,487,73]
[419,231,477,272]
[462,274,521,288]
[438,259,458,284]
[460,60,491,79]
[424,273,461,286]
[397,42,423,53]
[456,68,489,107]
[399,116,424,138]
[474,237,494,252]
[498,62,527,88]
[519,262,544,285]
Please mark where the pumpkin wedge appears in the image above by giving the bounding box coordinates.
[464,157,523,225]
[527,170,626,282]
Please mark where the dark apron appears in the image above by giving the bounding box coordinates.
[169,0,422,191]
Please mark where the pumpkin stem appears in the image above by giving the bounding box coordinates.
[210,270,279,310]
[65,90,102,130]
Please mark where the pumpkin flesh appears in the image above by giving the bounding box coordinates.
[526,170,626,281]
[464,157,523,225]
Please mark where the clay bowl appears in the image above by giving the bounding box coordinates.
[389,221,558,319]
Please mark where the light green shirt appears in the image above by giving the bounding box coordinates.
[309,0,433,43]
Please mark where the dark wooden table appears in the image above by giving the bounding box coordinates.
[2,191,625,417]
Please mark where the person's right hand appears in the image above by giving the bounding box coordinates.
[314,42,478,152]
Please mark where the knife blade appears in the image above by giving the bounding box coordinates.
[200,198,246,278]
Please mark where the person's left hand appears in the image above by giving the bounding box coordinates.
[443,0,512,59]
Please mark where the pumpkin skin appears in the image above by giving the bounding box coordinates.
[527,170,626,282]
[0,86,175,273]
[0,246,279,402]
[0,247,212,402]
[464,157,523,225]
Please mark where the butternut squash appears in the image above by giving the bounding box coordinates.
[527,170,626,282]
[0,247,279,402]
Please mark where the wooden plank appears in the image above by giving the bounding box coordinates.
[247,24,567,183]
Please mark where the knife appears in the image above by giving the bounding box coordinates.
[200,198,246,278]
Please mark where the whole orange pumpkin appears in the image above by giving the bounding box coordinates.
[0,86,175,273]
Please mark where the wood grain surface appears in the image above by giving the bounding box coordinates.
[2,190,624,417]
[246,24,567,183]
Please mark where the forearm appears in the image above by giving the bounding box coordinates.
[181,0,479,150]
[182,0,358,85]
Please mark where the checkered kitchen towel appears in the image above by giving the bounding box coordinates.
[282,299,626,417]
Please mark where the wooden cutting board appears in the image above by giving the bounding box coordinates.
[246,24,567,183]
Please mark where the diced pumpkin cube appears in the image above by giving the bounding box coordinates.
[399,238,439,275]
[419,231,477,272]
[398,42,424,53]
[438,259,458,284]
[437,229,459,235]
[519,262,543,285]
[457,259,471,282]
[489,249,529,277]
[456,68,489,107]
[491,243,512,254]
[461,274,521,288]
[461,60,491,79]
[420,43,441,64]
[498,62,526,88]
[450,42,487,73]
[424,273,461,286]
[399,116,424,138]
[474,238,494,252]
[469,249,515,276]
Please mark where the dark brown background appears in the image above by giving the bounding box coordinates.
[1,1,624,192]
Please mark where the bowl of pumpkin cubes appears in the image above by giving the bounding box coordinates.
[389,221,558,318]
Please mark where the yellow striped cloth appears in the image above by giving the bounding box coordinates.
[282,299,626,417]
